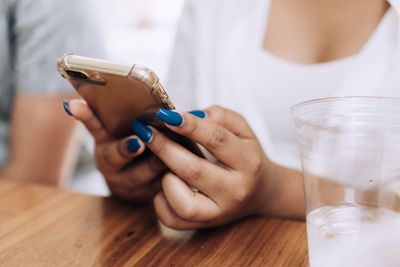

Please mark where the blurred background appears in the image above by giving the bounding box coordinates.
[104,0,184,80]
[67,0,185,196]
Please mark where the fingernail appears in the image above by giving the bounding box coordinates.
[126,138,141,153]
[156,108,184,126]
[132,120,153,143]
[188,110,206,119]
[63,100,73,116]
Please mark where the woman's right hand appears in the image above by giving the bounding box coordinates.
[64,99,167,202]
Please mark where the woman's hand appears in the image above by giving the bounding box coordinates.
[64,99,167,202]
[64,100,304,227]
[138,105,274,229]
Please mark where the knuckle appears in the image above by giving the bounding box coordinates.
[208,105,225,122]
[152,137,168,155]
[247,155,263,175]
[235,112,246,123]
[87,113,102,132]
[232,186,250,203]
[183,163,202,182]
[98,143,117,168]
[177,202,197,221]
[210,104,225,113]
[245,147,264,175]
[181,115,198,136]
[207,126,228,149]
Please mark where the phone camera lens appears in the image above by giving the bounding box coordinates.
[66,70,88,80]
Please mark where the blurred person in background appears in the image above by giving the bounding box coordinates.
[66,0,400,229]
[0,0,105,184]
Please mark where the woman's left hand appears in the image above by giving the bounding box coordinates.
[134,105,273,229]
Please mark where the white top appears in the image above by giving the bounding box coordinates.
[167,0,400,169]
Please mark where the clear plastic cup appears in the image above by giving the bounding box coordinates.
[291,97,400,267]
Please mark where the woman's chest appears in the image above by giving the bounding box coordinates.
[263,0,390,64]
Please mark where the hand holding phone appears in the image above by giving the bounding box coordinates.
[58,54,202,201]
[65,98,167,201]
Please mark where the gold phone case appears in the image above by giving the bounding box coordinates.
[57,53,174,139]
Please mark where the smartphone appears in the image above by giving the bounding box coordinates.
[57,53,202,156]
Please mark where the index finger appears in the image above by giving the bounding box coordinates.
[204,105,256,139]
[156,109,246,168]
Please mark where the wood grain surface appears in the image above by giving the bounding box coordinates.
[0,180,308,267]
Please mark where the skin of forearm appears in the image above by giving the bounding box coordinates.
[1,140,79,186]
[2,95,79,185]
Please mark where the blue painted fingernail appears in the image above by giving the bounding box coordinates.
[63,100,73,116]
[156,108,184,127]
[132,120,153,143]
[188,110,206,119]
[126,138,141,153]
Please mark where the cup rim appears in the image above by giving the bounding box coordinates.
[290,96,400,130]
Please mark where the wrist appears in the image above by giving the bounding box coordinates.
[255,159,306,220]
[258,159,281,216]
[248,157,277,217]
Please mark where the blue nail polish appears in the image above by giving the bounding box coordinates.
[188,110,206,119]
[132,120,153,143]
[63,100,73,116]
[156,108,184,126]
[126,138,141,153]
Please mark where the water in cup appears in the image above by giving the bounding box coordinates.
[292,97,400,267]
[307,204,400,267]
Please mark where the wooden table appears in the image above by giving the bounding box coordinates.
[0,180,308,267]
